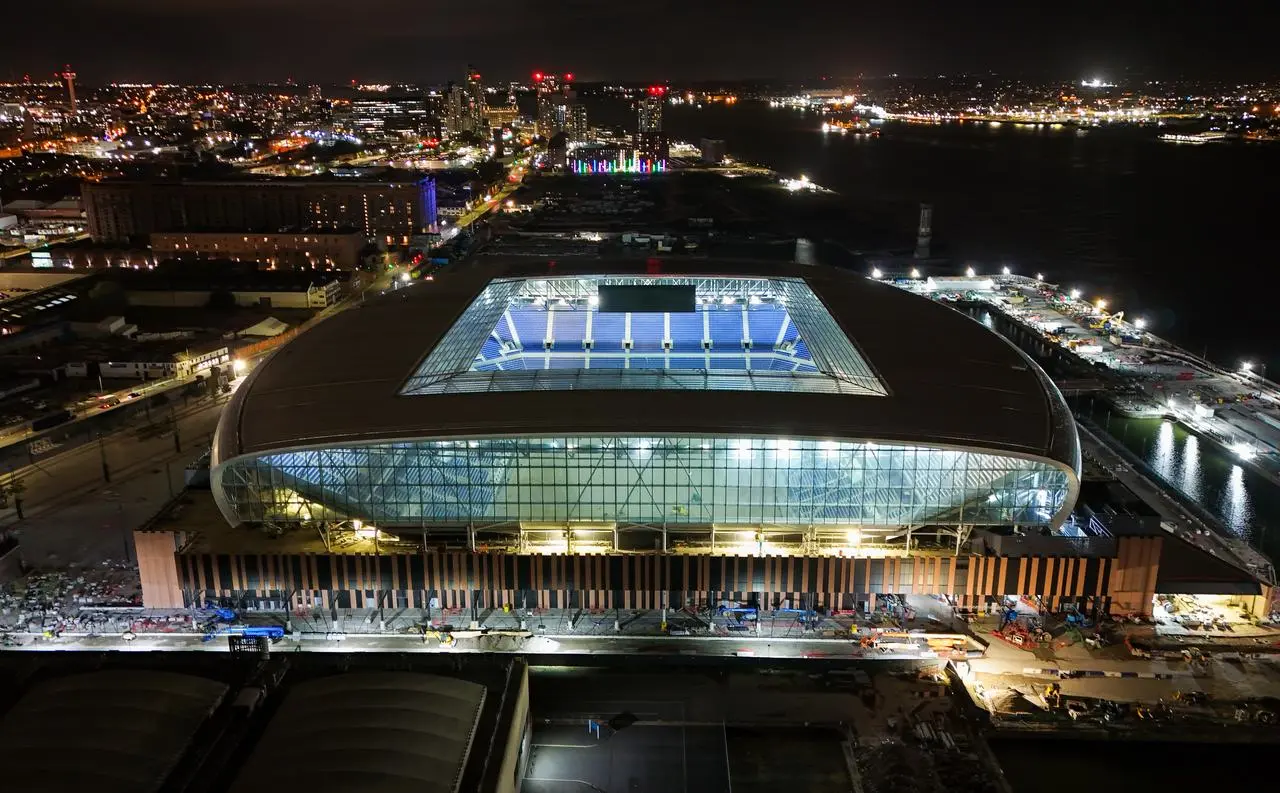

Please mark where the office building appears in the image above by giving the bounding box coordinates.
[82,177,438,245]
[347,95,435,140]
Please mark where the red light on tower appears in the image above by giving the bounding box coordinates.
[533,71,544,82]
[648,85,667,97]
[472,73,481,80]
[564,73,574,81]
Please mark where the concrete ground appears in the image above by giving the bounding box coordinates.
[528,724,731,793]
[523,666,947,793]
[964,609,1280,716]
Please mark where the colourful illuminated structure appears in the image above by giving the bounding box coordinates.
[569,150,667,174]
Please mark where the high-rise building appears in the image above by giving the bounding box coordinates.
[464,66,486,133]
[637,86,664,133]
[569,104,589,143]
[534,71,588,141]
[82,177,438,245]
[445,82,465,136]
[534,72,560,137]
[636,86,669,164]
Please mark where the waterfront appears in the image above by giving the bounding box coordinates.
[656,100,1280,377]
[1085,404,1280,555]
[648,98,1280,564]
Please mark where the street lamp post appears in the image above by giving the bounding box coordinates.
[98,432,110,483]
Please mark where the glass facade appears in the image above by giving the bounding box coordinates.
[400,276,887,396]
[214,436,1072,528]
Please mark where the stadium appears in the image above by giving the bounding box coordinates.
[211,259,1082,555]
[118,258,1263,616]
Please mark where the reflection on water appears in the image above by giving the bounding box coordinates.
[1097,413,1270,547]
[1151,420,1176,482]
[1150,421,1206,504]
[1181,435,1203,503]
[1221,464,1254,533]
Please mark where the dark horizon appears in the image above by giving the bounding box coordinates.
[7,0,1280,85]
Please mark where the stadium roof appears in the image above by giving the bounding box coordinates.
[228,672,486,793]
[0,670,229,793]
[214,259,1079,471]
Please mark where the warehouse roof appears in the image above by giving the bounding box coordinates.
[228,672,487,793]
[0,670,228,793]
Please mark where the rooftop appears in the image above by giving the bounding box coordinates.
[228,673,487,793]
[216,258,1079,471]
[107,261,347,292]
[0,670,229,793]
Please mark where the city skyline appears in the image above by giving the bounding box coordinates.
[6,0,1280,84]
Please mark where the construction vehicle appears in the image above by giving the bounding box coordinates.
[202,624,285,642]
[422,628,457,646]
[1085,310,1124,331]
[1044,683,1062,709]
[1172,690,1208,706]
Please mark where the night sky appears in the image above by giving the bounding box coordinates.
[8,0,1279,84]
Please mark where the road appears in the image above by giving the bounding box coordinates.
[0,372,201,448]
[454,180,520,229]
[0,391,229,565]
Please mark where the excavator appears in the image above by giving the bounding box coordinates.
[1044,682,1062,709]
[1087,310,1124,332]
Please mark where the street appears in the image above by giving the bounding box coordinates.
[0,392,228,566]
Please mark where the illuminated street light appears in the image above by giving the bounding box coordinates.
[1069,288,1081,300]
[1241,361,1254,372]
[1134,317,1147,330]
[400,272,411,283]
[965,266,976,277]
[870,267,883,279]
[232,359,246,374]
[909,268,921,279]
[1035,273,1043,282]
[1094,298,1107,311]
[1002,266,1011,276]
